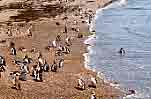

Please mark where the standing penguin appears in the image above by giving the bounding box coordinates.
[56,35,61,42]
[52,40,57,48]
[10,71,21,90]
[91,91,96,99]
[11,47,17,56]
[23,55,32,64]
[0,56,6,67]
[43,60,49,72]
[65,37,72,46]
[31,65,37,80]
[0,56,6,78]
[10,42,16,55]
[58,58,64,71]
[64,46,70,54]
[77,78,85,90]
[58,58,64,68]
[51,60,58,72]
[36,64,43,82]
[64,25,67,34]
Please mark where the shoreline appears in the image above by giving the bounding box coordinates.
[84,0,137,98]
[80,0,127,98]
[82,0,128,98]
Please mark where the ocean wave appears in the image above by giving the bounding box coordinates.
[95,0,127,21]
[84,34,96,45]
[123,91,150,99]
[83,0,129,98]
[84,0,127,70]
[83,53,96,72]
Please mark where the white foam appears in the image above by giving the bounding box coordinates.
[83,53,96,72]
[83,0,129,98]
[123,93,143,99]
[108,0,127,8]
[98,0,122,11]
[123,94,135,99]
[138,65,144,69]
[119,0,127,6]
[84,34,96,45]
[96,0,127,19]
[83,34,95,71]
[122,89,151,99]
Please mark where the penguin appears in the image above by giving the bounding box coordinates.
[51,60,58,72]
[119,48,125,55]
[11,47,17,55]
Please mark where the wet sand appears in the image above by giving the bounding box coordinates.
[0,0,124,98]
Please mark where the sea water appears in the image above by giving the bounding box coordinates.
[87,0,151,98]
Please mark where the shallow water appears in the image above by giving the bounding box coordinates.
[88,0,151,98]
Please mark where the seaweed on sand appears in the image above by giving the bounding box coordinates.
[9,3,66,22]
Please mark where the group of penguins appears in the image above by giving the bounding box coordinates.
[0,35,72,90]
[48,35,71,56]
[0,56,6,77]
[14,53,52,82]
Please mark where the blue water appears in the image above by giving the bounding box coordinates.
[89,0,151,98]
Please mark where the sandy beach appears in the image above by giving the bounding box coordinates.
[0,0,124,98]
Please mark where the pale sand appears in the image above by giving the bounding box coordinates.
[0,0,124,98]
